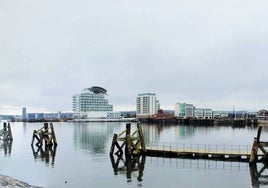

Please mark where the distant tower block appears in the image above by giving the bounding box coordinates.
[31,122,57,147]
[0,122,13,141]
[22,107,27,120]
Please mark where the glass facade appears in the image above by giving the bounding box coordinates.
[174,103,194,118]
[72,87,113,118]
[73,92,113,112]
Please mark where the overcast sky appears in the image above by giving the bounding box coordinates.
[1,0,268,114]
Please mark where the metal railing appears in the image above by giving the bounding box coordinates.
[146,142,251,155]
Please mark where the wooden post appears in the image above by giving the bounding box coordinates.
[125,123,132,158]
[31,130,37,146]
[110,134,117,155]
[137,123,146,153]
[50,123,57,146]
[7,123,13,140]
[249,137,259,164]
[249,126,268,164]
[256,126,262,141]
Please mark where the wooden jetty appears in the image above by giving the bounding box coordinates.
[145,143,258,162]
[110,123,268,164]
[145,125,267,163]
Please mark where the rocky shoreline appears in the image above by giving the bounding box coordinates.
[0,174,42,188]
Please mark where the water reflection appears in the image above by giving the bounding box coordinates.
[110,154,146,184]
[73,122,123,154]
[142,123,211,143]
[31,145,57,166]
[0,122,264,187]
[0,140,12,157]
[250,163,268,188]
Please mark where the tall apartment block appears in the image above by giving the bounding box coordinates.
[136,93,160,118]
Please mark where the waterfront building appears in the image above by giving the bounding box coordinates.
[72,86,114,119]
[204,109,213,119]
[174,103,195,118]
[27,113,44,120]
[195,108,204,119]
[136,93,159,118]
[213,111,231,119]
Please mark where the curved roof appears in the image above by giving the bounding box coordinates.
[83,86,107,94]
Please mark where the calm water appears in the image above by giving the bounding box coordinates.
[1,122,268,188]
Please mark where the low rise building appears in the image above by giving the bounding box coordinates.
[174,103,195,118]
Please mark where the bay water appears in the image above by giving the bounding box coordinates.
[0,122,268,188]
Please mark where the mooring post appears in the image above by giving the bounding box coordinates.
[250,126,265,164]
[50,123,57,146]
[249,137,259,164]
[110,134,118,155]
[31,130,36,146]
[125,123,132,158]
[3,122,7,132]
[137,123,146,153]
[7,123,13,140]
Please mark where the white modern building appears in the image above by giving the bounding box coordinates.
[204,109,213,119]
[194,108,213,119]
[174,103,195,118]
[195,108,204,119]
[136,93,159,118]
[72,86,118,119]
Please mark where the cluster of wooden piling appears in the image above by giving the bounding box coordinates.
[0,122,13,156]
[110,123,146,181]
[30,122,58,165]
[249,126,268,164]
[31,122,57,147]
[0,122,13,142]
[110,122,146,158]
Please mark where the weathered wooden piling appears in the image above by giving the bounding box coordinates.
[0,122,13,141]
[31,122,57,147]
[249,126,268,164]
[110,122,146,181]
[110,122,146,158]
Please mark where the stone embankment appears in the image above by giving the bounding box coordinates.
[0,174,42,188]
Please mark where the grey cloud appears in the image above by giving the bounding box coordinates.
[1,0,268,114]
